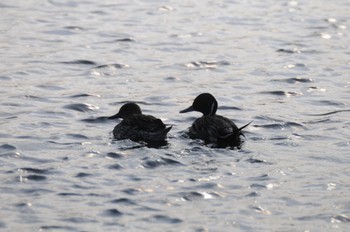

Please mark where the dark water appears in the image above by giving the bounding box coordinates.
[1,0,350,231]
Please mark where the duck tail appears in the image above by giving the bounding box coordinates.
[217,121,252,148]
[148,126,173,142]
[237,121,252,138]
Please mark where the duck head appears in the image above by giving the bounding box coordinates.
[109,103,142,119]
[180,93,218,116]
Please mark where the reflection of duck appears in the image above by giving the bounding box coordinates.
[180,93,250,148]
[109,103,172,143]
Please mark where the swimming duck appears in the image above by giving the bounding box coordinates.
[109,103,172,143]
[180,93,250,148]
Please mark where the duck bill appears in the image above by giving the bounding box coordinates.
[180,105,194,113]
[108,113,121,119]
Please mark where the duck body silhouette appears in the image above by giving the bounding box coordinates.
[180,93,250,148]
[109,103,172,143]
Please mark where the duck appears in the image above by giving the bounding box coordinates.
[180,93,250,148]
[109,103,172,143]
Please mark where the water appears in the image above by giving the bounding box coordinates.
[1,0,350,231]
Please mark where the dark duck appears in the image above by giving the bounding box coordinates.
[109,103,172,144]
[180,93,250,148]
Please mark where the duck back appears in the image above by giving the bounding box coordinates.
[113,114,171,142]
[121,114,166,131]
[189,115,243,147]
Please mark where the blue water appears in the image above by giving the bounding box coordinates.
[1,0,350,231]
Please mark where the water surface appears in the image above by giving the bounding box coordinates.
[1,0,350,231]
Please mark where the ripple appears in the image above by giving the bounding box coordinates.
[23,175,47,181]
[21,188,53,195]
[0,144,16,152]
[144,214,182,224]
[0,151,21,158]
[73,184,94,190]
[296,214,328,221]
[106,152,124,159]
[246,191,260,197]
[36,84,66,91]
[272,77,313,84]
[103,208,123,217]
[18,167,53,174]
[64,26,85,31]
[251,205,271,215]
[40,225,76,230]
[249,183,267,189]
[307,86,327,92]
[158,5,174,12]
[259,91,303,97]
[69,93,101,98]
[75,172,92,178]
[47,141,83,146]
[305,109,350,116]
[219,105,242,111]
[110,198,137,205]
[118,143,145,150]
[309,100,346,107]
[24,95,52,102]
[58,192,83,196]
[94,64,129,69]
[283,63,309,70]
[60,60,96,65]
[122,188,142,195]
[107,163,123,170]
[276,48,300,54]
[163,76,178,81]
[15,202,33,207]
[332,214,350,223]
[113,37,135,42]
[90,63,129,76]
[136,205,160,212]
[248,174,271,181]
[245,158,271,164]
[184,60,230,70]
[179,191,207,201]
[0,75,11,81]
[62,217,98,223]
[253,121,305,129]
[66,133,89,139]
[81,116,111,123]
[196,182,223,189]
[63,103,99,112]
[141,157,183,169]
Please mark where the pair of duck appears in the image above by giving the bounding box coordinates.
[109,93,250,148]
